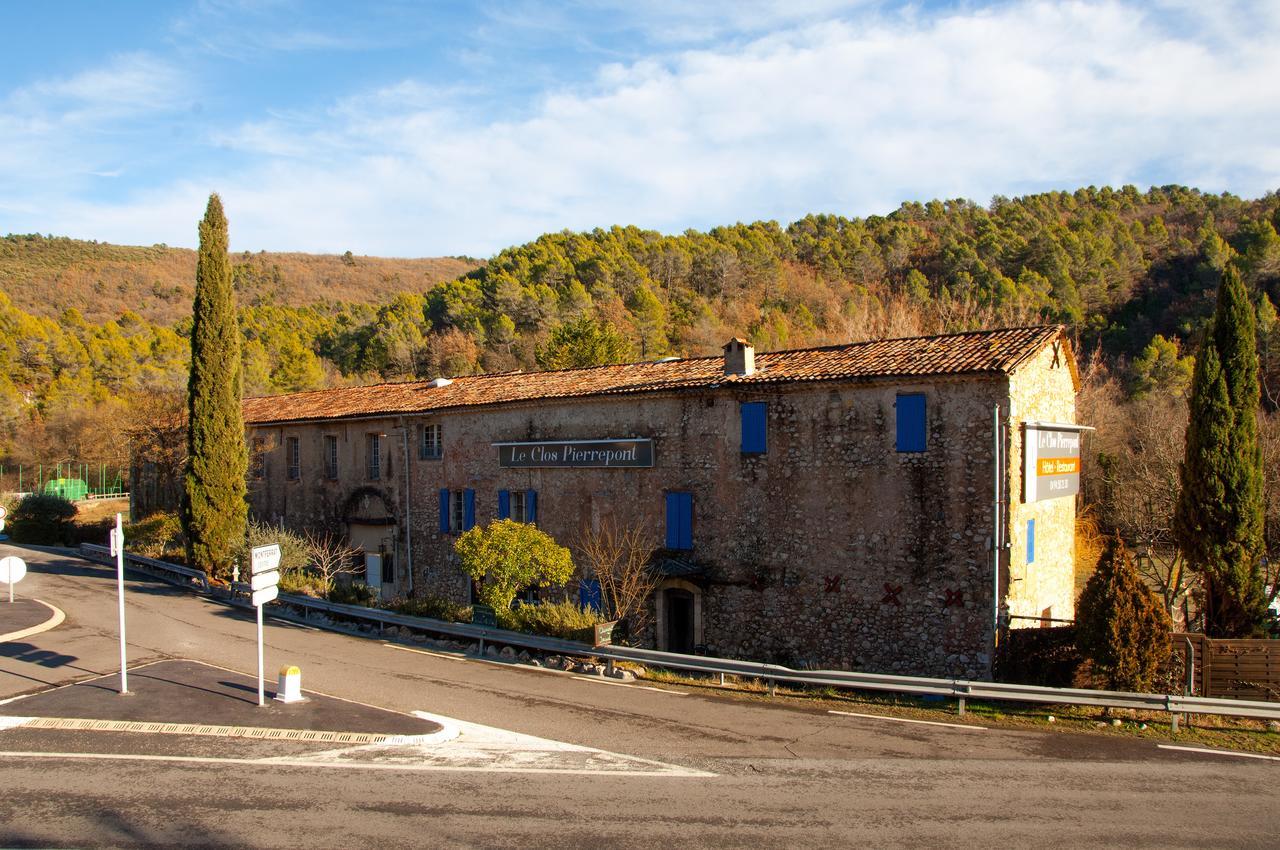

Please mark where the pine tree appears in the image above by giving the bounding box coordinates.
[1173,264,1267,636]
[1076,536,1172,692]
[182,194,247,578]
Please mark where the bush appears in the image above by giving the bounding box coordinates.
[8,493,78,545]
[996,625,1082,688]
[1076,535,1173,692]
[500,600,602,640]
[328,581,378,607]
[455,519,575,612]
[388,595,472,623]
[232,520,308,581]
[124,512,186,560]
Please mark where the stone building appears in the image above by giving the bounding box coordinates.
[241,325,1083,678]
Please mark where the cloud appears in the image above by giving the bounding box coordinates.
[5,0,1280,257]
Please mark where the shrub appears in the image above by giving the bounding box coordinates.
[1076,535,1173,692]
[389,595,472,623]
[124,512,186,560]
[8,493,77,545]
[996,625,1082,688]
[501,600,602,640]
[328,581,378,607]
[455,519,574,612]
[231,520,308,581]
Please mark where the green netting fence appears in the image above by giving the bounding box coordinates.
[0,463,128,499]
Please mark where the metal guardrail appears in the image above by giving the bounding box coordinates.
[79,544,1280,723]
[80,544,209,592]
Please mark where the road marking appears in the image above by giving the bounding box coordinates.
[0,749,712,776]
[0,715,451,745]
[384,643,690,694]
[828,710,986,731]
[1158,745,1280,762]
[383,643,468,662]
[571,676,688,695]
[0,599,66,643]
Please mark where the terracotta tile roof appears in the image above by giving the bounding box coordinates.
[243,325,1071,426]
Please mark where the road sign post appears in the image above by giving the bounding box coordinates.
[249,544,281,707]
[0,554,27,604]
[110,513,127,694]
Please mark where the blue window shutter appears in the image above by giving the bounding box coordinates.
[896,393,927,452]
[1027,519,1036,564]
[667,492,693,550]
[526,489,537,523]
[741,402,767,453]
[464,489,475,530]
[665,493,680,549]
[497,490,510,520]
[679,492,693,550]
[438,489,450,533]
[579,579,602,613]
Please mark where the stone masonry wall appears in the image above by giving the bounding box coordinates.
[247,370,1064,679]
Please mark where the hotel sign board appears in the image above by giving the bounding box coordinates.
[1023,423,1083,503]
[495,439,654,469]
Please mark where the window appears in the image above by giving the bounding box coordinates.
[419,423,442,460]
[250,436,266,480]
[895,393,927,452]
[286,437,300,481]
[323,435,339,479]
[367,434,381,480]
[498,489,538,523]
[741,402,767,454]
[1026,519,1036,564]
[439,488,476,533]
[665,491,693,551]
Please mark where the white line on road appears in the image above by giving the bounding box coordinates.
[828,710,987,731]
[383,643,687,694]
[0,599,66,643]
[570,676,688,695]
[0,750,711,777]
[1157,745,1280,762]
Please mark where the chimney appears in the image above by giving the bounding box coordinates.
[723,337,755,376]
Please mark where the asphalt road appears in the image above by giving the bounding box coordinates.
[1,543,1277,849]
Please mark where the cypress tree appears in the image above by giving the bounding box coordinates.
[1173,264,1267,636]
[182,194,247,578]
[1076,536,1172,692]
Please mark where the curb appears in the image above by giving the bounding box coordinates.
[0,599,66,643]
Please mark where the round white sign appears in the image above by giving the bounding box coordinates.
[0,556,26,584]
[0,504,8,519]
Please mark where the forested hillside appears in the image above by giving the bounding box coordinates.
[0,234,477,325]
[3,185,1280,482]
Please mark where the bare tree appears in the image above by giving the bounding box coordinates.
[304,529,362,597]
[576,520,659,639]
[1080,363,1195,624]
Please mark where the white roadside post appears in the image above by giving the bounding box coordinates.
[249,543,281,707]
[0,555,27,604]
[110,513,128,694]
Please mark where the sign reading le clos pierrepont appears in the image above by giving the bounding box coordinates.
[1022,423,1082,503]
[495,439,654,469]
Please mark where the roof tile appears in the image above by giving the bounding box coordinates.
[243,325,1068,425]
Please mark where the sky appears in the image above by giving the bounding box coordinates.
[1,0,1278,258]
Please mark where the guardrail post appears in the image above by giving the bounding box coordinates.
[1171,712,1179,733]
[478,636,485,656]
[957,697,966,717]
[768,678,776,697]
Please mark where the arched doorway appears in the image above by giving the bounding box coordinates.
[655,578,703,653]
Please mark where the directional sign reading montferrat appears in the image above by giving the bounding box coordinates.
[0,556,27,584]
[250,543,281,575]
